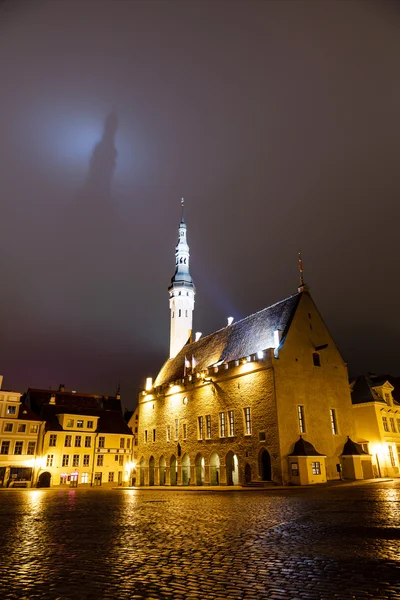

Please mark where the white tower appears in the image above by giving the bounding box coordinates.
[169,199,195,359]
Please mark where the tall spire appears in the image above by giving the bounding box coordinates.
[298,251,309,292]
[168,200,196,358]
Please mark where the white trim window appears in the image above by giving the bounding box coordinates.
[219,412,226,438]
[198,416,204,440]
[297,406,305,434]
[228,410,234,437]
[244,408,252,436]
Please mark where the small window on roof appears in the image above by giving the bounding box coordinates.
[312,352,321,367]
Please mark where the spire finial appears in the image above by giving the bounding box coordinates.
[298,251,304,287]
[181,197,185,223]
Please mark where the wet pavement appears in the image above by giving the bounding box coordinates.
[0,480,399,600]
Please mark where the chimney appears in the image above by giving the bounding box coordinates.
[49,395,56,405]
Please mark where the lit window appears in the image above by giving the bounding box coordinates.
[4,423,13,432]
[6,406,16,415]
[14,441,23,455]
[46,454,54,467]
[390,418,396,433]
[206,415,211,439]
[97,455,104,466]
[183,423,187,440]
[75,436,82,448]
[167,425,171,442]
[66,419,74,427]
[388,446,396,467]
[83,454,90,466]
[49,434,57,447]
[384,393,390,405]
[297,406,305,434]
[312,352,321,367]
[330,409,338,435]
[311,462,321,475]
[85,436,91,448]
[198,416,203,440]
[98,436,105,448]
[18,424,26,433]
[244,408,252,436]
[127,439,131,449]
[81,473,89,484]
[219,413,226,438]
[65,435,72,447]
[62,454,69,467]
[108,472,114,482]
[77,420,84,428]
[87,421,93,429]
[382,417,389,432]
[291,462,299,477]
[119,455,124,466]
[144,430,148,443]
[228,410,234,437]
[175,419,179,441]
[120,438,125,449]
[1,441,10,455]
[27,441,36,455]
[30,425,38,434]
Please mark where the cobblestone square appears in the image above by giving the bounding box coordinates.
[0,481,399,600]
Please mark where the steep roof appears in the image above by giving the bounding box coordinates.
[24,389,123,414]
[341,437,369,456]
[40,405,133,435]
[351,375,400,406]
[288,436,325,457]
[155,292,301,386]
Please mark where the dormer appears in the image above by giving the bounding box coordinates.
[371,381,395,407]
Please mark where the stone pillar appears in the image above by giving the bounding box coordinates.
[177,464,182,485]
[190,465,196,486]
[219,461,227,485]
[204,464,210,486]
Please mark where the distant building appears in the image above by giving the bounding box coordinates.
[136,205,371,486]
[351,374,400,477]
[0,376,43,487]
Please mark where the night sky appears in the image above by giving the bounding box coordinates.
[1,0,399,409]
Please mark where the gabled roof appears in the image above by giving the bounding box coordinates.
[40,405,133,435]
[155,292,301,386]
[351,375,400,406]
[288,436,324,457]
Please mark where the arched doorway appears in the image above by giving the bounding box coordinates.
[170,455,177,486]
[37,472,51,488]
[244,463,252,483]
[149,456,155,486]
[195,454,205,486]
[226,451,239,485]
[209,453,220,485]
[159,456,166,485]
[182,454,190,485]
[139,457,145,486]
[259,449,272,481]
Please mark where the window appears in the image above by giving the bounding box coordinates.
[62,454,69,467]
[108,472,114,482]
[120,438,125,449]
[397,419,400,432]
[330,409,338,435]
[127,438,131,449]
[66,419,74,427]
[384,393,390,405]
[175,419,179,441]
[183,423,187,440]
[297,406,305,434]
[167,425,171,442]
[75,436,82,447]
[77,420,84,428]
[244,408,252,436]
[81,473,89,484]
[6,405,16,415]
[0,441,10,455]
[14,441,23,455]
[361,443,369,454]
[85,436,91,448]
[388,446,396,467]
[18,424,26,433]
[87,421,94,429]
[83,454,90,466]
[390,418,396,433]
[4,423,13,432]
[46,454,54,467]
[291,462,299,477]
[382,416,389,432]
[97,455,104,466]
[198,416,203,440]
[219,412,226,437]
[49,434,57,447]
[27,441,36,455]
[115,455,119,462]
[228,410,234,437]
[153,429,156,442]
[178,309,181,317]
[30,425,38,434]
[65,435,72,447]
[98,436,105,448]
[144,430,148,443]
[259,432,266,442]
[206,415,211,439]
[72,454,79,467]
[119,455,124,466]
[312,352,321,367]
[311,462,321,475]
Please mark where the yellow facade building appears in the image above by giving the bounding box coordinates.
[351,375,400,478]
[135,206,372,486]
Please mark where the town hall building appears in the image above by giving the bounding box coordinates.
[135,202,372,486]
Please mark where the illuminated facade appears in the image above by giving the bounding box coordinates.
[136,206,372,486]
[351,375,400,477]
[0,376,43,487]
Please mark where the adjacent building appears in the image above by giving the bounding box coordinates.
[136,204,372,486]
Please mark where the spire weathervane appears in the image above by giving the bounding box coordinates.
[181,197,185,223]
[298,251,304,287]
